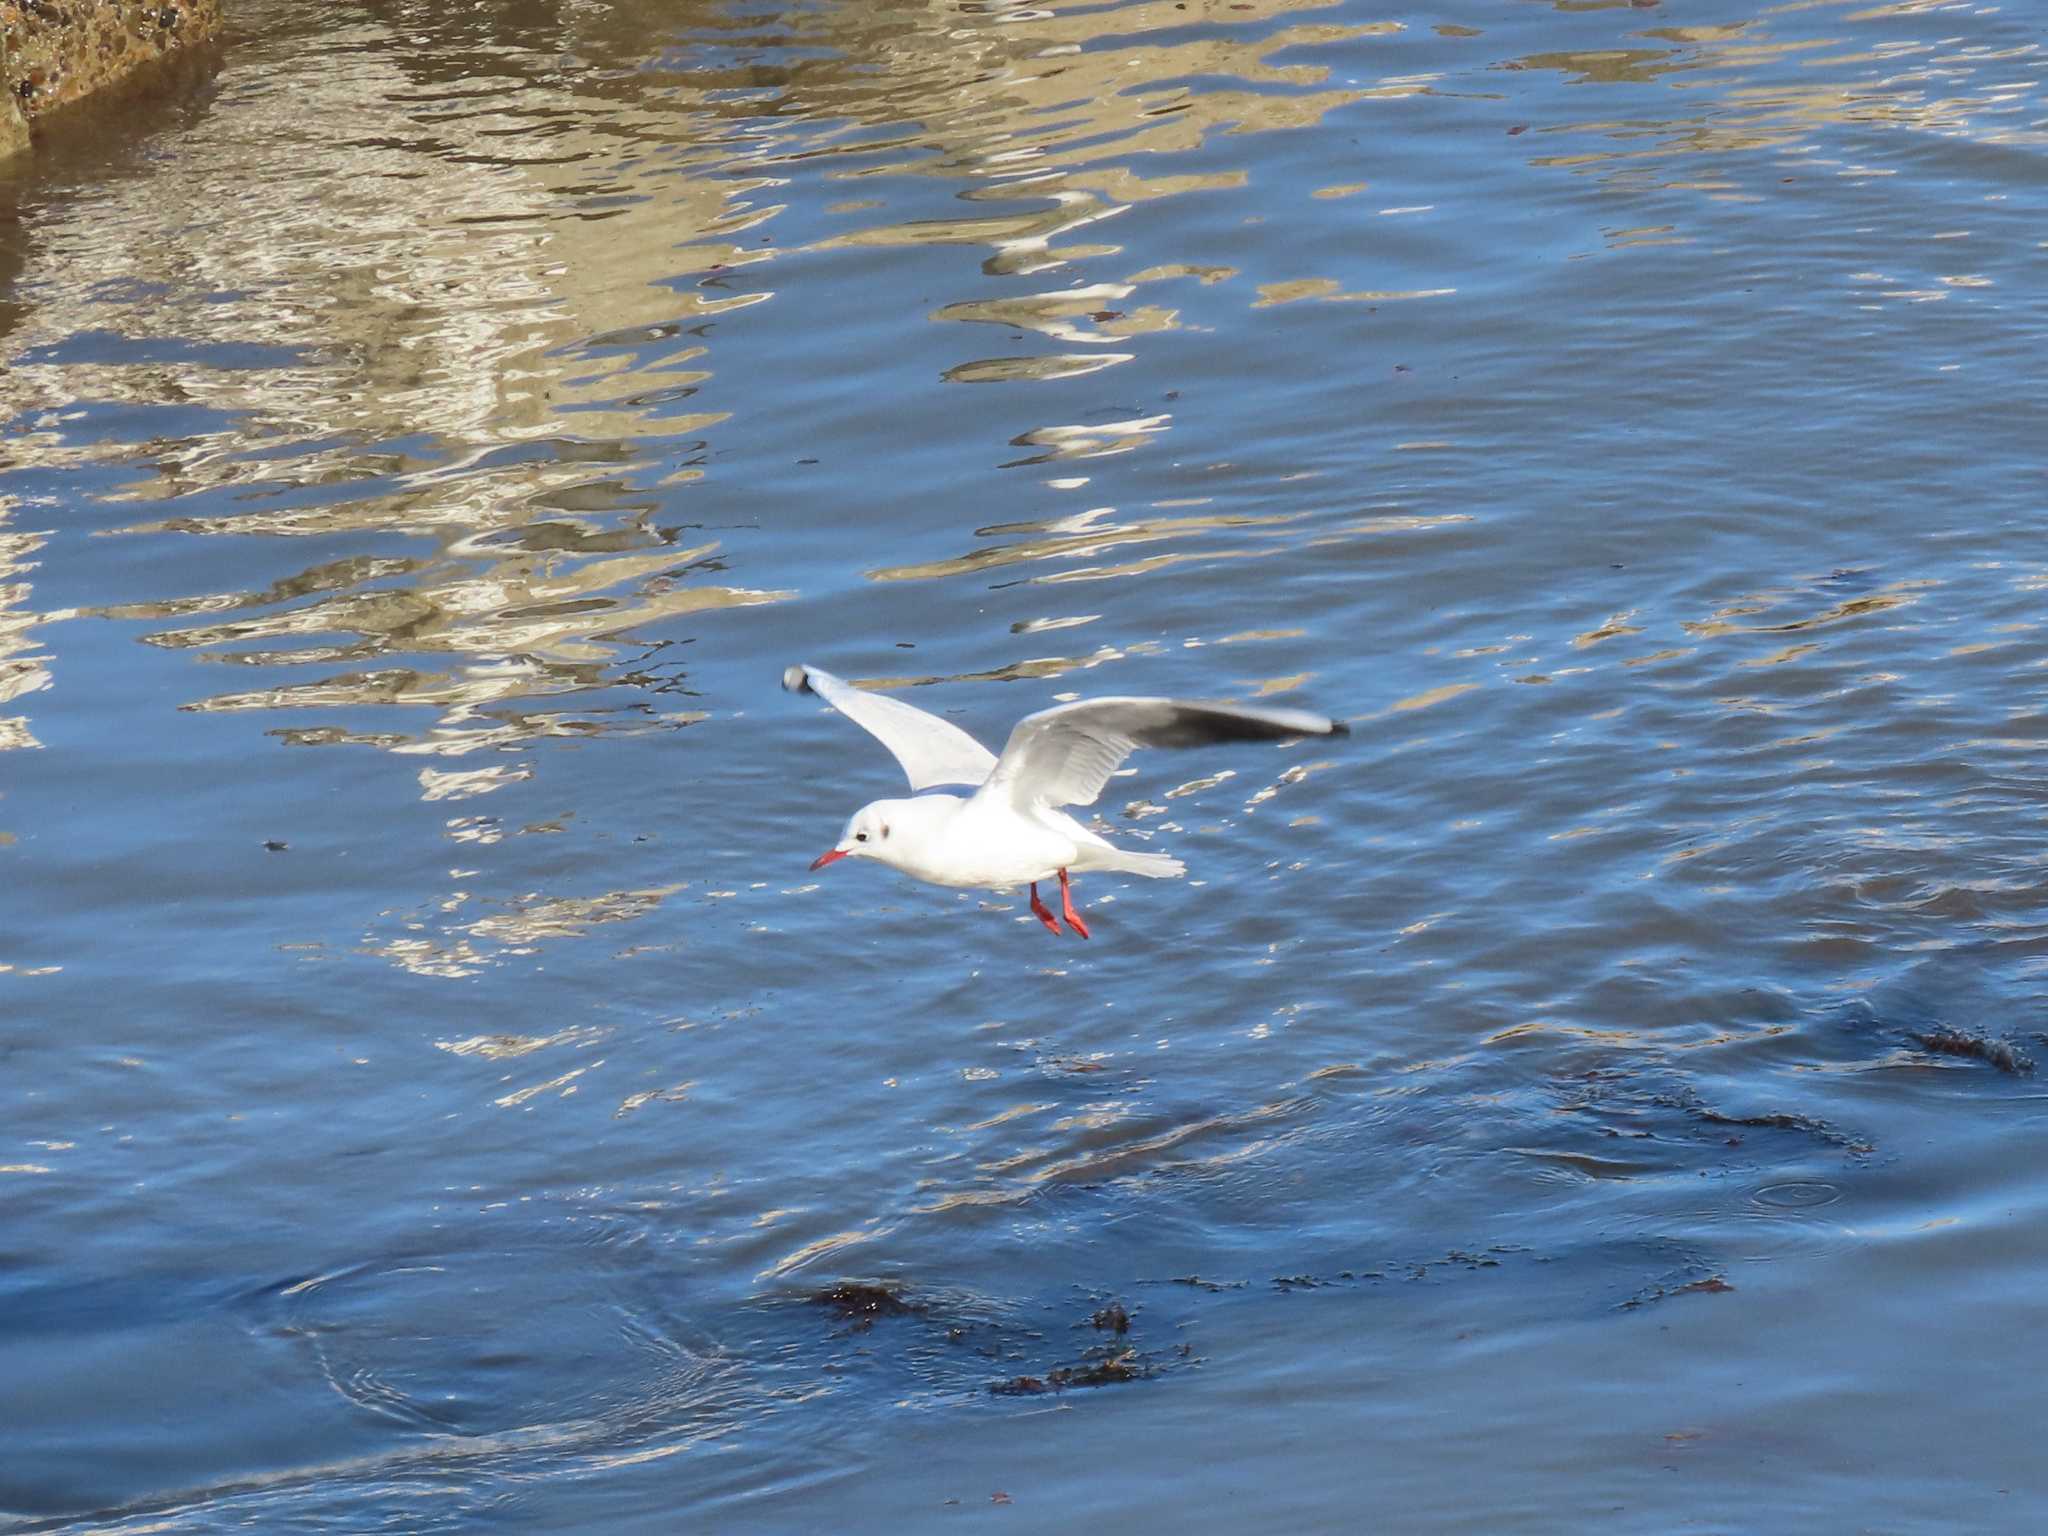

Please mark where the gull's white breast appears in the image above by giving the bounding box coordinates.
[890,796,1079,889]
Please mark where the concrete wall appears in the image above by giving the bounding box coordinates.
[2,0,223,155]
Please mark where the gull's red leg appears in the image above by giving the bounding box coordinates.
[1058,868,1090,940]
[1029,881,1064,936]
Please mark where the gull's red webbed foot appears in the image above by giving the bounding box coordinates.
[1029,881,1064,936]
[1058,868,1090,940]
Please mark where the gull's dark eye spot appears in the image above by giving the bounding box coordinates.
[881,824,890,840]
[856,831,868,842]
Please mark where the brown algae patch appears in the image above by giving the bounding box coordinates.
[992,1350,1151,1395]
[990,1297,1180,1395]
[1907,1027,2033,1076]
[810,1280,921,1332]
[1623,1274,1736,1311]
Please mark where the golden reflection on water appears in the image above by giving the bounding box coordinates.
[865,507,1306,585]
[1,0,2039,772]
[0,499,51,751]
[1516,2,2047,184]
[0,0,1407,765]
[365,882,681,979]
[1681,579,1934,639]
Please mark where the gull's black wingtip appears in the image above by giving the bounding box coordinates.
[1328,718,1351,738]
[782,664,814,695]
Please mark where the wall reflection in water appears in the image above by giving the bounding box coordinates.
[0,0,1441,772]
[0,0,2036,771]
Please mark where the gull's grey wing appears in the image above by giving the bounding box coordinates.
[783,663,999,791]
[982,696,1347,810]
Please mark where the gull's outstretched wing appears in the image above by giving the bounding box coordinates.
[783,664,999,791]
[983,696,1347,810]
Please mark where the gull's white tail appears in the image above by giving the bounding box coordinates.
[1095,847,1186,880]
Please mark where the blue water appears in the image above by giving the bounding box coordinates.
[4,0,2047,1527]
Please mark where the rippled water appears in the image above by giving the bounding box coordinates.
[4,0,2047,1527]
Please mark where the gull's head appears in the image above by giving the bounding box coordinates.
[810,799,902,872]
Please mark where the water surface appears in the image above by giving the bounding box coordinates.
[4,0,2047,1528]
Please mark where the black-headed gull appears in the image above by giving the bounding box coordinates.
[783,663,1347,937]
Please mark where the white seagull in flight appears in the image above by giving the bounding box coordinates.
[784,663,1347,938]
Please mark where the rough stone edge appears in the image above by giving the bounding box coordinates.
[1,0,224,159]
[2,26,24,159]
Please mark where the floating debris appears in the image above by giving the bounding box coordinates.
[991,1299,1169,1394]
[992,1349,1150,1395]
[809,1280,919,1332]
[1623,1274,1735,1311]
[1656,1089,1872,1155]
[1908,1027,2033,1077]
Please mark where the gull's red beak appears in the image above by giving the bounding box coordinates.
[810,848,850,871]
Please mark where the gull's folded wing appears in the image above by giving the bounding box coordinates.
[783,664,999,791]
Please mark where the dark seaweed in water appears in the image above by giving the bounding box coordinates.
[811,1281,920,1332]
[1908,1028,2034,1077]
[992,1301,1160,1393]
[1654,1089,1873,1155]
[1090,1301,1131,1334]
[992,1349,1150,1395]
[1623,1274,1736,1311]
